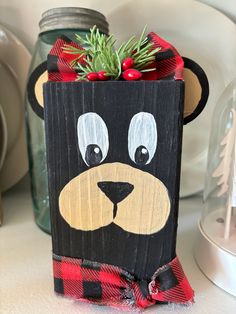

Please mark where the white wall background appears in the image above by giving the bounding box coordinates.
[0,0,235,53]
[0,0,128,51]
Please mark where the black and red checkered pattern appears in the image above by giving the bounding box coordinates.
[143,32,184,81]
[47,33,184,83]
[53,254,194,309]
[48,35,85,82]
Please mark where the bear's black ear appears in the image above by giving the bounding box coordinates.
[27,61,47,119]
[183,57,209,125]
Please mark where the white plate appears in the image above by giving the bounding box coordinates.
[0,25,31,192]
[108,0,236,197]
[0,105,8,171]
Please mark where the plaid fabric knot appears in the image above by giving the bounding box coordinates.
[53,254,194,309]
[143,32,184,81]
[47,33,184,82]
[47,35,84,82]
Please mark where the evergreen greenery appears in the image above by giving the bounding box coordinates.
[64,26,160,81]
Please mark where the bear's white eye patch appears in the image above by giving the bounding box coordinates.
[77,113,109,166]
[128,112,157,165]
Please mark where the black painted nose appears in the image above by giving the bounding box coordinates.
[97,181,134,204]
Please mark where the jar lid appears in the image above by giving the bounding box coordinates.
[39,7,109,34]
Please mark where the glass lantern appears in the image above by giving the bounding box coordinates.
[195,78,236,296]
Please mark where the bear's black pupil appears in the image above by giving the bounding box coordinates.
[134,145,149,165]
[85,144,103,166]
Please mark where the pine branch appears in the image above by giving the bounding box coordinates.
[63,26,161,81]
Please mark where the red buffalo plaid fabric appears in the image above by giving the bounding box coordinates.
[143,32,184,81]
[53,254,194,309]
[47,35,85,82]
[47,33,184,82]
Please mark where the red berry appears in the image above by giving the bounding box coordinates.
[122,57,134,71]
[86,72,99,81]
[123,69,142,81]
[98,71,110,81]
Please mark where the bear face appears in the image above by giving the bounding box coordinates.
[44,80,184,280]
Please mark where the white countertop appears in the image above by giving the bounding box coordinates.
[1,176,236,314]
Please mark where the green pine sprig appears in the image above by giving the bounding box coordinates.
[63,26,161,81]
[117,26,160,72]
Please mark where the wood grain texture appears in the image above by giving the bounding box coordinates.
[59,162,170,234]
[183,68,201,118]
[35,70,47,109]
[44,80,184,280]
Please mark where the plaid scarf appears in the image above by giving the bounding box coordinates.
[53,254,194,309]
[47,33,184,82]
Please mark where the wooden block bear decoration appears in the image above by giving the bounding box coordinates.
[30,33,209,308]
[45,80,183,278]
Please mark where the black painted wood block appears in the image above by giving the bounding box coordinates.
[43,80,184,280]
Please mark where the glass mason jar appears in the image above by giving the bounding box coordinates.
[26,7,109,233]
